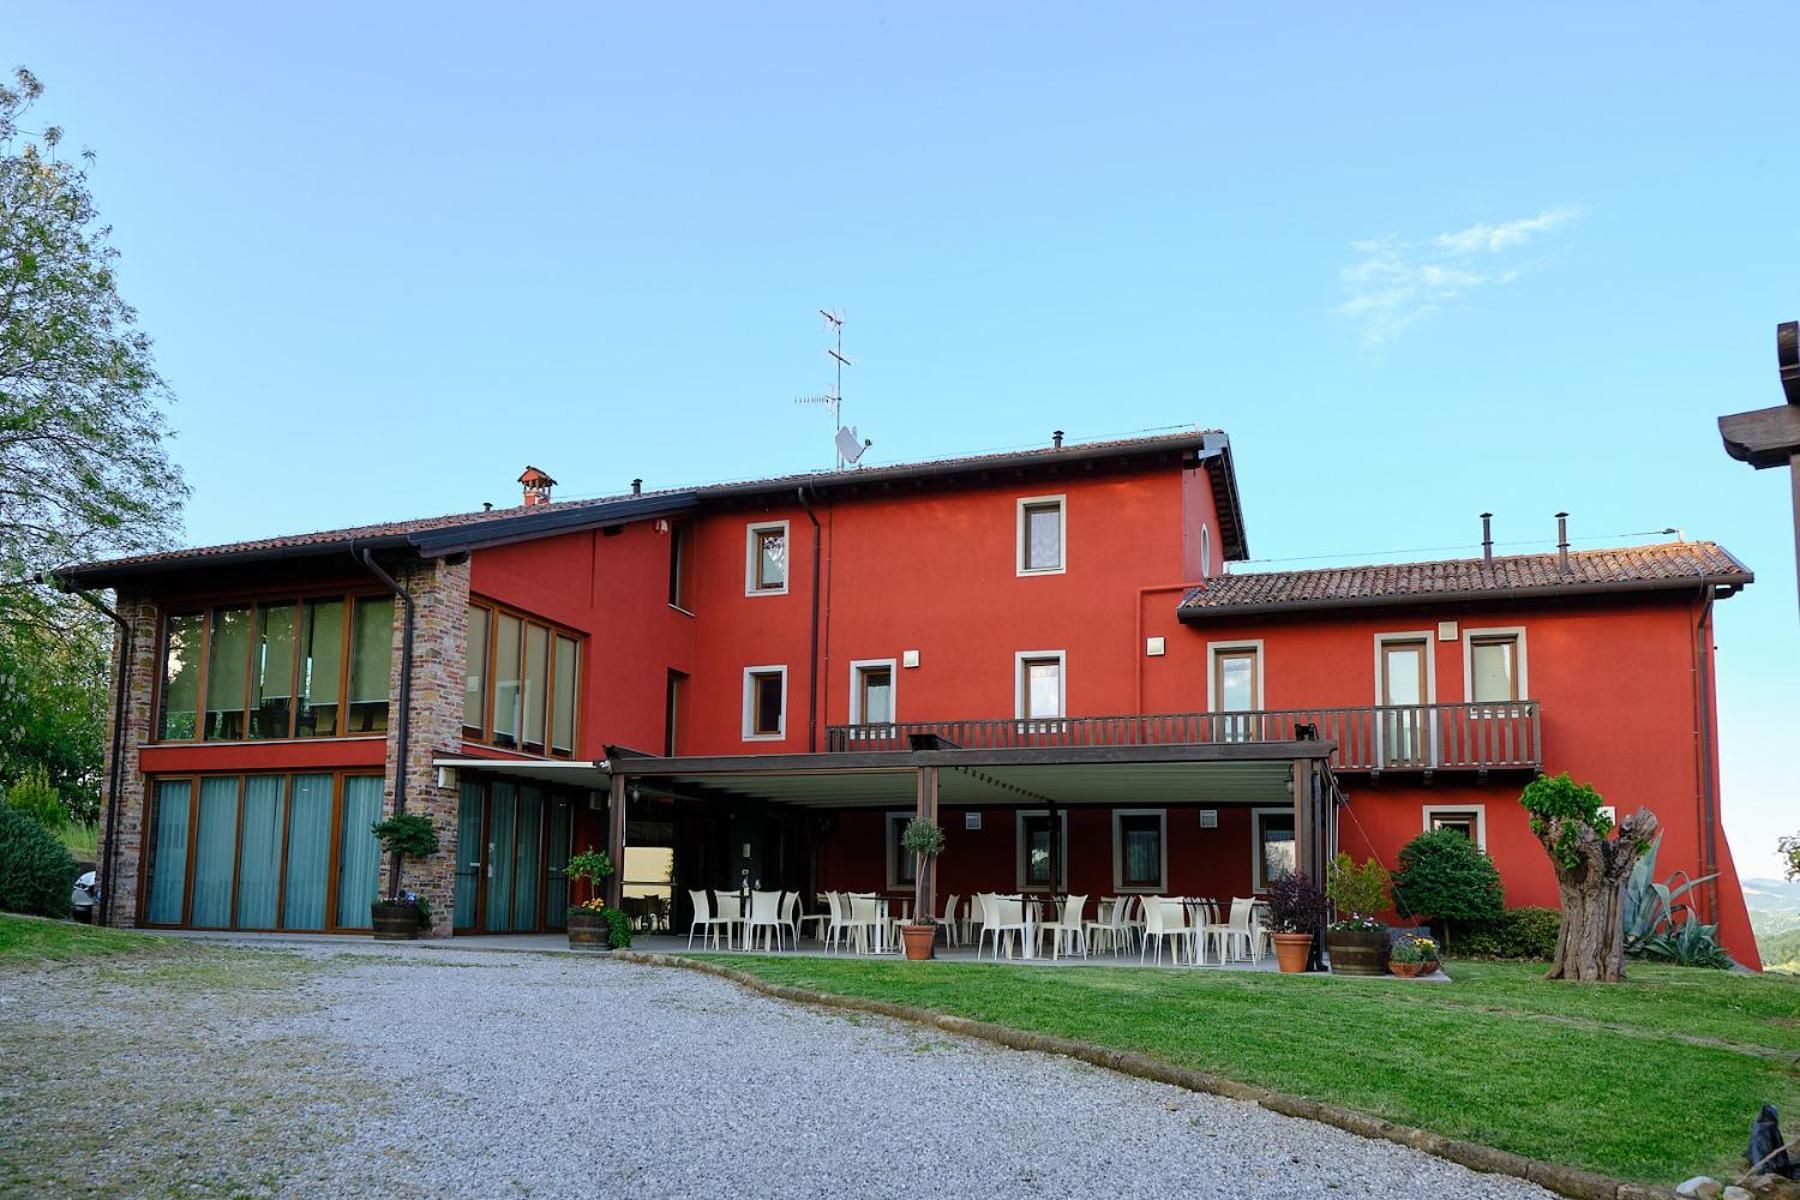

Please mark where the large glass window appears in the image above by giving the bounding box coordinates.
[1019,655,1063,720]
[346,597,394,734]
[202,605,251,741]
[158,613,203,740]
[1254,810,1297,891]
[1213,646,1260,741]
[464,600,584,757]
[156,594,378,743]
[1117,811,1165,891]
[1018,497,1065,574]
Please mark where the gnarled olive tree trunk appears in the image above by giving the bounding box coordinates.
[1536,806,1657,982]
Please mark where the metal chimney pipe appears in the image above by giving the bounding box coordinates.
[631,478,643,496]
[1555,511,1570,575]
[1052,430,1065,449]
[1480,512,1494,567]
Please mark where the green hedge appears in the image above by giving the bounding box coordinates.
[0,804,78,918]
[1453,906,1562,960]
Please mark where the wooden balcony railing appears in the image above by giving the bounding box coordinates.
[825,701,1542,773]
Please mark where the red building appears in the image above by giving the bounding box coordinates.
[53,429,1762,967]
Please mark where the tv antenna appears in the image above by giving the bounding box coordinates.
[794,308,870,468]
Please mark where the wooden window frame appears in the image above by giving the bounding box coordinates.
[848,658,898,726]
[664,669,686,758]
[137,769,382,933]
[742,665,788,741]
[1112,808,1167,892]
[745,520,790,596]
[1251,806,1297,893]
[152,589,390,746]
[1016,494,1067,576]
[1461,627,1528,707]
[452,775,577,935]
[1014,809,1070,892]
[462,597,585,759]
[1423,804,1488,851]
[883,810,917,891]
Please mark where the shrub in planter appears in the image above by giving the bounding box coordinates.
[1453,906,1561,960]
[566,897,633,951]
[368,813,439,938]
[0,804,77,918]
[1265,872,1327,973]
[900,818,946,960]
[1324,853,1391,975]
[1391,826,1502,951]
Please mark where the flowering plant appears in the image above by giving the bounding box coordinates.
[565,897,633,948]
[1329,913,1387,932]
[1390,933,1439,964]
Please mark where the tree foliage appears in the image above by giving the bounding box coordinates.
[1391,827,1504,926]
[0,68,185,823]
[1520,772,1616,870]
[1781,832,1799,883]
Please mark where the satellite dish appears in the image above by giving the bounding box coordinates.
[836,425,870,465]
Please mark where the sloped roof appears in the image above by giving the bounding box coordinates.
[1176,541,1751,618]
[52,428,1239,589]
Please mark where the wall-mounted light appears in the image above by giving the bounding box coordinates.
[436,766,458,789]
[964,811,982,830]
[1199,809,1219,829]
[902,649,921,669]
[1145,636,1166,657]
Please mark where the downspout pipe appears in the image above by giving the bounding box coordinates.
[796,488,822,752]
[355,547,415,900]
[66,586,131,929]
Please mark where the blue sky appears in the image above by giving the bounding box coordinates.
[14,4,1797,876]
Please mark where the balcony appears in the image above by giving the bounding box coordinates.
[825,701,1542,776]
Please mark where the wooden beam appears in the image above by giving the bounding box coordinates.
[1718,403,1800,469]
[915,766,938,927]
[606,772,627,909]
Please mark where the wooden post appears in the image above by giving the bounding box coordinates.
[1717,320,1800,617]
[1292,758,1315,883]
[607,772,627,910]
[914,766,938,924]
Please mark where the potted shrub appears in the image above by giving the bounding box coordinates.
[564,848,621,952]
[369,812,438,939]
[1324,852,1391,976]
[900,816,946,960]
[1264,871,1327,973]
[1389,933,1441,977]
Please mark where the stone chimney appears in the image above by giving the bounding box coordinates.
[519,466,557,509]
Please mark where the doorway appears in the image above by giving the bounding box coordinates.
[453,778,574,933]
[1378,637,1431,767]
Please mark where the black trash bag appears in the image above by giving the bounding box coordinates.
[1749,1103,1794,1179]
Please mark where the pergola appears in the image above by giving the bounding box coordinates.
[1718,319,1800,615]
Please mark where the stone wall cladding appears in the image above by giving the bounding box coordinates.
[97,591,159,929]
[383,556,470,938]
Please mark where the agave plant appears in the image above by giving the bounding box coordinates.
[1620,833,1731,968]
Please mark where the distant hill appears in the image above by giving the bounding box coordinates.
[1744,877,1800,971]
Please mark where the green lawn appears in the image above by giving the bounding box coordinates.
[689,954,1800,1185]
[0,913,168,963]
[57,822,99,859]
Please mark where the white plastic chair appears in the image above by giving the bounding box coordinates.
[822,891,854,953]
[981,894,1031,960]
[1085,897,1121,955]
[712,890,745,950]
[846,893,884,953]
[1203,897,1256,964]
[1039,894,1088,959]
[686,888,723,949]
[743,889,787,952]
[964,892,989,946]
[1141,897,1195,965]
[938,894,961,946]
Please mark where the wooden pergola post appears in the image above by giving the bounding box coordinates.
[914,765,938,924]
[607,771,627,910]
[1718,320,1800,617]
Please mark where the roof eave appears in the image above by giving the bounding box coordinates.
[1176,572,1754,621]
[49,532,420,592]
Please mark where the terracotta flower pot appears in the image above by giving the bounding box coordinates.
[1271,931,1312,973]
[1389,959,1440,978]
[901,923,937,960]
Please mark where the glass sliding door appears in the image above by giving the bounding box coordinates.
[145,780,193,925]
[454,781,484,930]
[545,797,572,931]
[190,777,241,928]
[284,775,333,930]
[513,787,543,930]
[485,782,516,931]
[235,775,285,928]
[335,776,385,929]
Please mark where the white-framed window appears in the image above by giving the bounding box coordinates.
[1112,808,1167,892]
[1375,631,1437,767]
[884,810,917,890]
[848,658,897,726]
[1251,806,1296,892]
[1014,650,1066,720]
[745,521,790,596]
[741,665,787,740]
[1462,627,1528,705]
[1207,639,1263,741]
[1015,809,1070,891]
[1016,494,1066,575]
[1423,804,1487,850]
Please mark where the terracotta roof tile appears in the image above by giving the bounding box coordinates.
[1177,541,1751,616]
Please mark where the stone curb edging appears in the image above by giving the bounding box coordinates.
[614,950,1675,1200]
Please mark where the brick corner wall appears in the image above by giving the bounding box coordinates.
[97,590,159,929]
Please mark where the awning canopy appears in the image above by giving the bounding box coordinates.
[602,741,1334,809]
[432,757,613,790]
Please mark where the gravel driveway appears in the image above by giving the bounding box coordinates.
[1,941,1556,1199]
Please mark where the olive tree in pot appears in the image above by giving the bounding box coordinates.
[369,813,439,939]
[1324,853,1391,976]
[900,817,946,960]
[565,848,629,953]
[1264,872,1327,973]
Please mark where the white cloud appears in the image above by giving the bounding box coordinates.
[1337,207,1582,346]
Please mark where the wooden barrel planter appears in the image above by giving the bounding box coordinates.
[370,901,423,941]
[567,908,612,953]
[1326,928,1389,976]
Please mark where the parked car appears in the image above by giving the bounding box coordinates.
[71,871,99,923]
